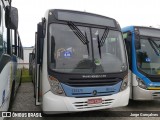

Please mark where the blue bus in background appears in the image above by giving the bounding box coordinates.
[122,26,160,100]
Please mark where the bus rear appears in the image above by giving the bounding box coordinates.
[35,9,130,113]
[122,26,160,100]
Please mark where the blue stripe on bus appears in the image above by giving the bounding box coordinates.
[61,81,122,97]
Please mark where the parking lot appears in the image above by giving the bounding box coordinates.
[6,82,160,120]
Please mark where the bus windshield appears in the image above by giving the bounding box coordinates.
[136,36,160,75]
[49,23,127,73]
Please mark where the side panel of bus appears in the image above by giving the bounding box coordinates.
[0,0,21,112]
[0,0,12,111]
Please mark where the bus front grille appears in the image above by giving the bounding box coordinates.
[152,92,160,99]
[65,78,121,87]
[73,99,114,109]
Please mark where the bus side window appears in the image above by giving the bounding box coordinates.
[123,32,132,69]
[0,3,11,56]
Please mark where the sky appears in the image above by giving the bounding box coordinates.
[12,0,160,47]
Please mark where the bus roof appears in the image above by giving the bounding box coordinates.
[121,26,135,32]
[122,26,160,33]
[47,9,120,29]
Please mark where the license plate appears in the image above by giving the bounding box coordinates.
[87,98,102,105]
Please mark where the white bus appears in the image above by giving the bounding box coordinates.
[0,0,23,113]
[34,9,130,114]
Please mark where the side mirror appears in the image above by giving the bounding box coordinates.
[0,5,1,26]
[36,23,44,65]
[42,18,46,38]
[5,6,18,29]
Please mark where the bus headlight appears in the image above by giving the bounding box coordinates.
[120,74,128,91]
[48,76,66,96]
[137,77,147,89]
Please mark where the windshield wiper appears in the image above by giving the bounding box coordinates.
[148,38,160,56]
[150,39,160,49]
[68,21,90,55]
[96,28,109,58]
[97,34,102,58]
[99,28,109,47]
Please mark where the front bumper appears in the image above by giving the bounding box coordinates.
[42,87,130,114]
[133,86,160,100]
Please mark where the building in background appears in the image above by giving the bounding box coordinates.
[23,47,34,68]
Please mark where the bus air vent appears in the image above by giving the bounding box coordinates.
[66,78,121,87]
[73,99,114,109]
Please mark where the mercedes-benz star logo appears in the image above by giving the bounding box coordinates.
[93,90,97,96]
